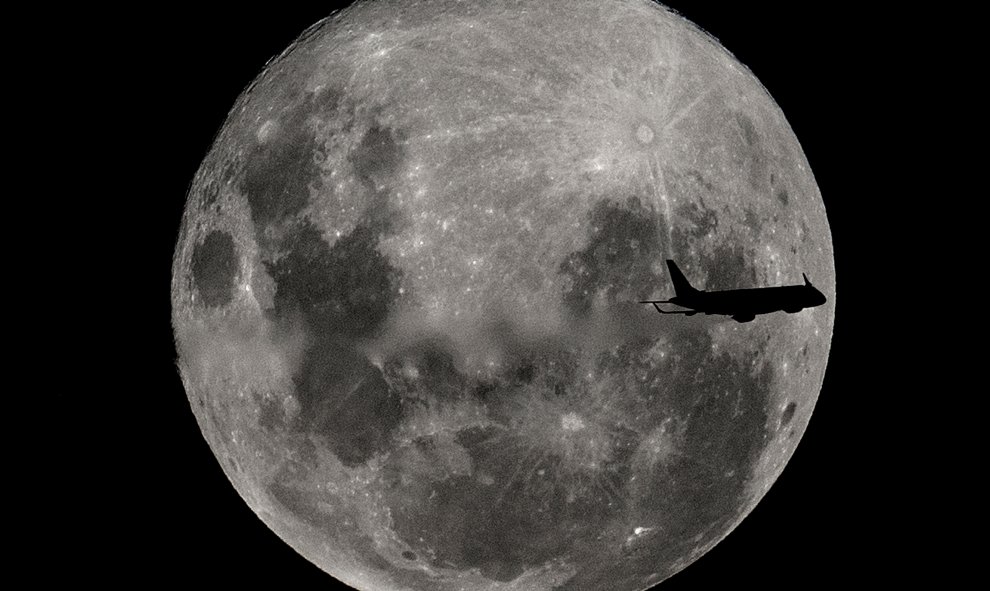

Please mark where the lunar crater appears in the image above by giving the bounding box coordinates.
[635,123,655,145]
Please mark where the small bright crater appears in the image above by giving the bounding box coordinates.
[561,412,586,431]
[636,123,654,144]
[257,119,278,143]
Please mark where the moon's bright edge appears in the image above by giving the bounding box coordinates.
[171,1,834,590]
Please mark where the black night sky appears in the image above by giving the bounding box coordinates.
[65,2,920,588]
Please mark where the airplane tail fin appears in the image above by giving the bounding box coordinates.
[666,260,699,297]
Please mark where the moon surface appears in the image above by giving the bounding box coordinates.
[171,1,834,589]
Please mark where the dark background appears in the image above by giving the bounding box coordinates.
[81,2,904,587]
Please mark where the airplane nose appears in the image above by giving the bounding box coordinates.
[806,286,826,306]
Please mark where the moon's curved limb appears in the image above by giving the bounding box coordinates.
[171,1,834,589]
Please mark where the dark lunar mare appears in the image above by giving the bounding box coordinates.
[701,244,758,291]
[240,88,343,233]
[190,230,238,307]
[261,224,405,467]
[234,85,419,568]
[559,197,669,316]
[234,77,412,464]
[665,168,762,293]
[350,125,405,193]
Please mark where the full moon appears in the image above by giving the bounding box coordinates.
[171,1,834,589]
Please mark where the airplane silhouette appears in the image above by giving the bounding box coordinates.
[640,260,827,323]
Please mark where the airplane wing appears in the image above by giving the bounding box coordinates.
[639,300,697,315]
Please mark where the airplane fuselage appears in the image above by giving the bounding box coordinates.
[670,284,826,320]
[642,260,827,323]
